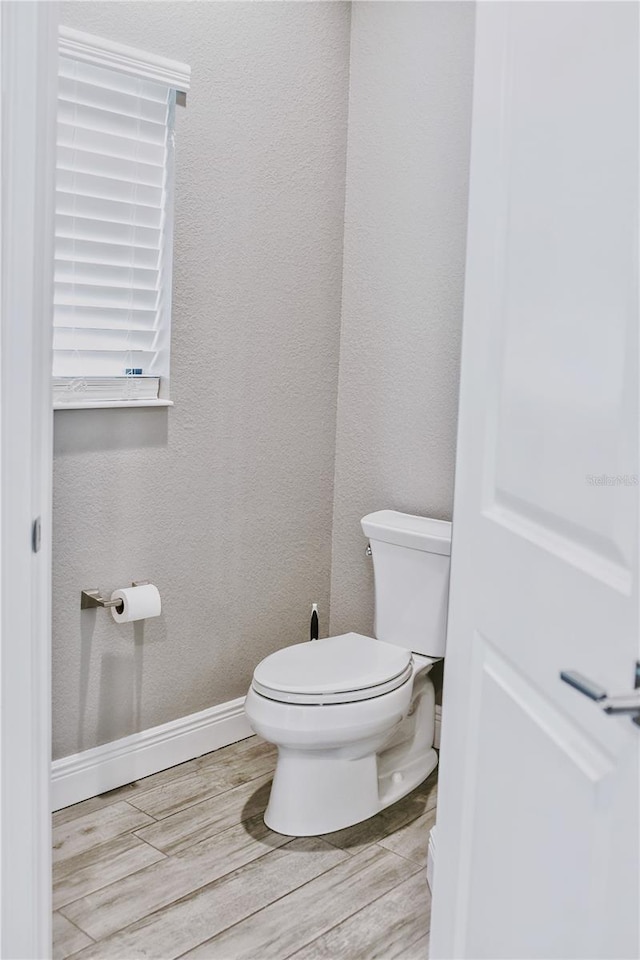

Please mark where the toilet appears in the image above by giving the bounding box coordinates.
[244,509,452,836]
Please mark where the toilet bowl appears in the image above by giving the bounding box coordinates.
[245,510,451,837]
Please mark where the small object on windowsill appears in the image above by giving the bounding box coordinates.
[53,376,161,406]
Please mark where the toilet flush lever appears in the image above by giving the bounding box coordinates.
[560,663,640,727]
[365,543,372,557]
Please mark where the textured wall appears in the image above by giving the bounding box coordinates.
[329,2,475,638]
[53,1,350,759]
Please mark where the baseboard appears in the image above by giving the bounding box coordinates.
[427,824,437,892]
[51,697,253,811]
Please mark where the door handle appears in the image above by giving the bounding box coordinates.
[560,663,640,726]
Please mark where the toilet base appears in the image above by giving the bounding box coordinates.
[264,745,438,837]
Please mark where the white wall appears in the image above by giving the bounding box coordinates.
[329,1,476,638]
[53,1,350,759]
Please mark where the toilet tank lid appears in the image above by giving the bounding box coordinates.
[361,510,452,556]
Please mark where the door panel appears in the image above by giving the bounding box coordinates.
[489,4,637,568]
[465,651,615,959]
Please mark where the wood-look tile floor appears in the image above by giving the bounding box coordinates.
[53,736,437,960]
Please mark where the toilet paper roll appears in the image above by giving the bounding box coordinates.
[110,584,161,623]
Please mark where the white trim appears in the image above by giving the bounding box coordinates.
[54,399,174,411]
[1,3,57,956]
[52,698,253,811]
[427,824,437,892]
[59,26,191,92]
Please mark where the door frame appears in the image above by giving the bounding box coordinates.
[0,2,58,956]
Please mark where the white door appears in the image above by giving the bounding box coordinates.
[430,4,639,959]
[0,2,57,956]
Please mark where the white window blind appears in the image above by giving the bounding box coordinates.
[54,30,190,407]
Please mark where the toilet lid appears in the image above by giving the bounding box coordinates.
[252,633,413,705]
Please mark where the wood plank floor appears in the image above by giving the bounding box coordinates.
[53,736,437,960]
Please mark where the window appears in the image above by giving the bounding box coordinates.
[53,29,190,409]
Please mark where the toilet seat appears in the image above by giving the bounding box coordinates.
[252,632,414,705]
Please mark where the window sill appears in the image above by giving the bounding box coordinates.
[54,399,173,411]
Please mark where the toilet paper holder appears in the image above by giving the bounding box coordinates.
[81,581,149,612]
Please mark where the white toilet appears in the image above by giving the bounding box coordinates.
[245,509,451,836]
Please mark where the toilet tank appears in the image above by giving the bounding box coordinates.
[361,510,452,657]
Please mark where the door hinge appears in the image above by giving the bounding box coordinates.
[32,517,41,554]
